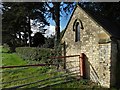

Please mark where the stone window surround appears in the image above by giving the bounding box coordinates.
[73,18,84,42]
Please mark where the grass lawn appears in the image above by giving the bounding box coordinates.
[1,46,103,89]
[2,46,60,88]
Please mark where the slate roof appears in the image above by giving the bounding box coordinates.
[62,5,120,39]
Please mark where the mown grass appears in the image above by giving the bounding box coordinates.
[1,46,103,89]
[1,46,69,88]
[48,79,100,89]
[2,46,53,88]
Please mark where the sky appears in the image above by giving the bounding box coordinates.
[1,2,73,38]
[42,2,75,37]
[0,1,3,14]
[43,5,74,37]
[31,8,73,37]
[48,11,72,31]
[31,20,56,37]
[31,14,71,37]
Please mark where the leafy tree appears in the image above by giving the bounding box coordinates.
[44,2,75,49]
[79,2,120,26]
[43,2,75,70]
[32,32,45,47]
[2,2,49,48]
[43,35,55,48]
[22,2,49,46]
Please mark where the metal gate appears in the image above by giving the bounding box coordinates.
[1,54,85,89]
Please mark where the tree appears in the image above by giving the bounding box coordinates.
[44,2,75,49]
[32,32,45,47]
[18,2,49,47]
[43,2,75,70]
[2,2,49,47]
[43,35,55,48]
[79,2,120,26]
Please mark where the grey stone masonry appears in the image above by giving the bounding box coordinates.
[61,5,119,88]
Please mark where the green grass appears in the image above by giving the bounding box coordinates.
[49,79,100,89]
[2,53,27,66]
[2,46,52,88]
[1,46,68,88]
[1,46,102,89]
[2,46,27,66]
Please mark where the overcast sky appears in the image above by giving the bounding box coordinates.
[31,20,55,37]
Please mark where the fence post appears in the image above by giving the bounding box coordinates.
[80,53,85,78]
[63,41,66,70]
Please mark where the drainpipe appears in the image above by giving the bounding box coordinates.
[110,37,120,88]
[115,40,120,88]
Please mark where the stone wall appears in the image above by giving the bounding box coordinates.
[62,5,113,88]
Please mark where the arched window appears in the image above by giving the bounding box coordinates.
[73,19,83,42]
[75,22,80,42]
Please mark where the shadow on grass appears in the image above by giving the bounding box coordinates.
[2,65,81,89]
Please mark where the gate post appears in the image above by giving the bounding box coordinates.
[79,53,85,78]
[63,41,66,70]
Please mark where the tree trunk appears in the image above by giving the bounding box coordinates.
[18,32,21,43]
[53,2,61,70]
[28,16,32,47]
[23,31,27,46]
[54,2,60,49]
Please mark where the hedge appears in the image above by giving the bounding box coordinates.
[16,47,55,63]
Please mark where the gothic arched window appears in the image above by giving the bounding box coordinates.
[73,19,83,42]
[75,22,80,42]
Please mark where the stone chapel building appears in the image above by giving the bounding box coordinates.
[61,5,120,88]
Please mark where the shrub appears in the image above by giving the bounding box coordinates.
[16,47,55,64]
